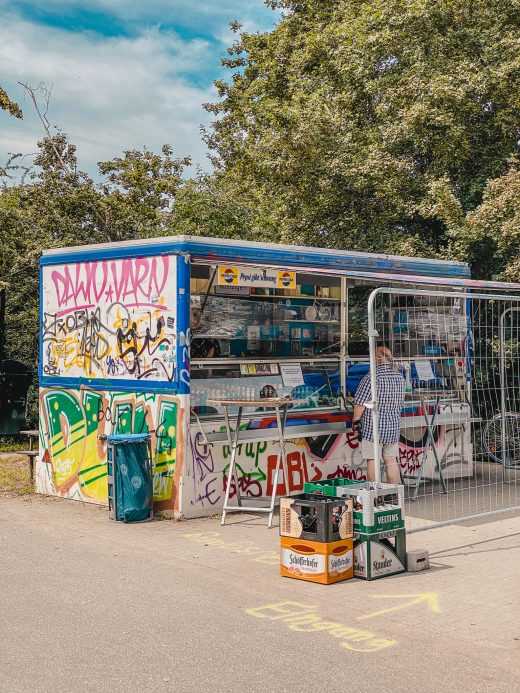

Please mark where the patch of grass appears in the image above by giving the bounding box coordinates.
[0,454,34,497]
[0,442,26,453]
[0,435,29,453]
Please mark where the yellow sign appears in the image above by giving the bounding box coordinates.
[217,266,296,289]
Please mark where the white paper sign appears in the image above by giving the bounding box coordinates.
[280,363,305,387]
[414,360,435,382]
[247,325,260,350]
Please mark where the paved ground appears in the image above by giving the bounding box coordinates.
[1,495,520,692]
[403,463,520,530]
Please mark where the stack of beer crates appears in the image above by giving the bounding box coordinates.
[303,479,407,580]
[279,493,354,584]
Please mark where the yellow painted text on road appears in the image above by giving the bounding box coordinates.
[246,601,397,653]
[181,531,278,565]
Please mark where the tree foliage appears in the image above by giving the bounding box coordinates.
[2,2,520,425]
[0,87,22,119]
[204,0,520,261]
[452,164,520,281]
[0,135,190,424]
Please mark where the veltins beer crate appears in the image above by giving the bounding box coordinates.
[354,528,407,581]
[279,493,353,542]
[280,536,354,585]
[304,480,405,534]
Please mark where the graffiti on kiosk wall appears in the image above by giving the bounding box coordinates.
[38,387,181,505]
[188,426,366,510]
[42,256,177,381]
[398,421,471,477]
[187,417,471,512]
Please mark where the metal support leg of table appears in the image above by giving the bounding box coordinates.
[410,398,448,502]
[220,403,290,527]
[266,404,289,528]
[221,405,243,526]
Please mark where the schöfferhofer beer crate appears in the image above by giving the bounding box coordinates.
[304,480,405,534]
[279,493,353,542]
[354,528,407,580]
[280,536,354,584]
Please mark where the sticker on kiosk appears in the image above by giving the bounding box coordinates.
[217,265,296,289]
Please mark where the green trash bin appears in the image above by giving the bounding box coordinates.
[104,433,153,523]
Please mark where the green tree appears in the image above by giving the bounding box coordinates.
[452,164,520,281]
[0,87,22,119]
[98,145,191,239]
[169,170,260,240]
[205,0,520,263]
[0,134,191,424]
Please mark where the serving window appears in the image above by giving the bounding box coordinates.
[190,264,343,418]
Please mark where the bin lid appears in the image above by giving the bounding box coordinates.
[105,433,151,444]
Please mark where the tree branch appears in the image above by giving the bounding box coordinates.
[18,81,70,175]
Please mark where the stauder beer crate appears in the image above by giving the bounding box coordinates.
[279,493,353,542]
[304,480,405,534]
[280,536,354,584]
[354,528,407,581]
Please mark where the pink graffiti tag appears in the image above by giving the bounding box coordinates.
[399,446,422,475]
[51,256,170,313]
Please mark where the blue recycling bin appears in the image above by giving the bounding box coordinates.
[104,433,153,522]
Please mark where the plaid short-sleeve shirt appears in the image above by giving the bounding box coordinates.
[355,364,405,443]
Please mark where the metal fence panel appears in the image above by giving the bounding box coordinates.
[366,288,520,532]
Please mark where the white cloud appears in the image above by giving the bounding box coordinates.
[0,1,280,179]
[0,14,228,178]
[7,0,279,37]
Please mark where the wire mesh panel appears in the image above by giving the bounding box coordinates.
[367,288,520,533]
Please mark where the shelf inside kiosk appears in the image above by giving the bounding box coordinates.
[190,361,343,417]
[190,265,342,419]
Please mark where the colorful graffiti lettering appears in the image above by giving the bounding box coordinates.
[185,425,367,514]
[38,388,182,509]
[189,432,221,508]
[399,446,422,475]
[398,426,471,478]
[50,256,169,312]
[327,465,367,481]
[42,255,177,381]
[185,416,472,516]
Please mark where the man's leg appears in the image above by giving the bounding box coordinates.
[366,458,375,481]
[383,455,400,484]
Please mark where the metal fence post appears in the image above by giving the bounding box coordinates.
[367,289,382,483]
[499,308,508,472]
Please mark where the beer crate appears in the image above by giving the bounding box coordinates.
[304,480,405,534]
[354,528,407,581]
[279,493,353,542]
[280,536,354,585]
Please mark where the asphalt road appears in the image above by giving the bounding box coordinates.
[1,496,519,692]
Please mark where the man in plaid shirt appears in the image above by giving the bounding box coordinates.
[353,346,405,483]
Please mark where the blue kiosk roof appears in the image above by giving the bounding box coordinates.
[41,234,469,280]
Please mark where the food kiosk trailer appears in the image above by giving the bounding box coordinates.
[37,235,479,518]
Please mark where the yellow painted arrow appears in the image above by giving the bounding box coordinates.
[357,593,441,621]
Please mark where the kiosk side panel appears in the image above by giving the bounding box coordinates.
[37,252,188,514]
[37,386,187,512]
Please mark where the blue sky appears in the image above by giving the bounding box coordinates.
[0,0,279,178]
